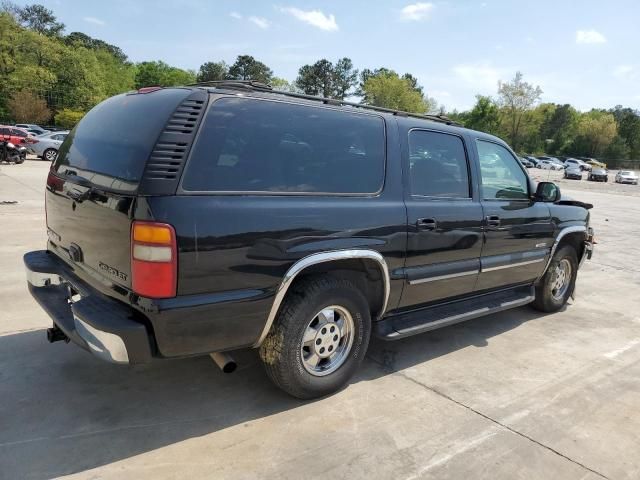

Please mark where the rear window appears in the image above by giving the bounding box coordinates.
[53,89,192,188]
[181,97,385,194]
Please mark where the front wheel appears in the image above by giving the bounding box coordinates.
[259,276,371,399]
[532,245,578,313]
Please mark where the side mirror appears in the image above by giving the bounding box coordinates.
[535,182,561,202]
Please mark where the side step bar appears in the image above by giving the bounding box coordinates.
[375,286,535,340]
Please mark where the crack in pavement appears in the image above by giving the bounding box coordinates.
[368,356,610,479]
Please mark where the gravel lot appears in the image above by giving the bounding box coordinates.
[1,160,639,480]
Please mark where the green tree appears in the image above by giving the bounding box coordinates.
[361,70,432,113]
[295,57,358,99]
[65,31,127,62]
[462,95,501,134]
[15,3,64,36]
[54,108,84,128]
[497,72,543,151]
[610,105,640,159]
[604,135,630,159]
[539,103,579,154]
[227,55,272,83]
[271,77,298,92]
[196,61,227,83]
[575,111,617,157]
[134,60,195,88]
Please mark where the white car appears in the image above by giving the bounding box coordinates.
[615,170,639,185]
[537,159,563,170]
[27,131,69,161]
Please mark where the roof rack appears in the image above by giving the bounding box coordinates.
[187,80,460,126]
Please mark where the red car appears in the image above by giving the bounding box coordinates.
[0,125,37,146]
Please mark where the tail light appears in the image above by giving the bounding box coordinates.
[131,221,177,298]
[25,137,38,144]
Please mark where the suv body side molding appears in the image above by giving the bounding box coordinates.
[252,249,391,347]
[536,225,587,282]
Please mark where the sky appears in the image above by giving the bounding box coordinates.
[19,0,640,111]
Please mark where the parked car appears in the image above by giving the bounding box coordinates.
[615,170,639,185]
[564,158,591,171]
[15,123,49,136]
[588,168,608,182]
[24,82,595,399]
[563,166,582,180]
[519,156,534,168]
[524,155,539,167]
[0,125,38,147]
[28,131,69,161]
[538,159,564,170]
[585,158,606,169]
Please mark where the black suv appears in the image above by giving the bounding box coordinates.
[25,82,594,399]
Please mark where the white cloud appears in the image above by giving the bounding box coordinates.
[400,3,434,21]
[280,7,338,31]
[83,16,105,26]
[576,29,606,44]
[229,12,242,20]
[248,16,270,29]
[453,63,503,92]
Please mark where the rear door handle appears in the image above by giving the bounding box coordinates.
[485,215,501,228]
[416,218,437,230]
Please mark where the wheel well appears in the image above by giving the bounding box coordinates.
[291,258,386,318]
[557,231,585,259]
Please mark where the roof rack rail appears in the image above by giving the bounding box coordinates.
[187,80,460,126]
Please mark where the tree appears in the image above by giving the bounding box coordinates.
[361,70,431,113]
[65,32,127,62]
[227,55,272,84]
[332,57,358,99]
[7,89,50,122]
[575,111,617,157]
[610,105,640,159]
[295,57,358,99]
[271,77,298,92]
[463,95,501,134]
[539,103,579,154]
[55,108,84,128]
[134,61,196,88]
[497,72,542,151]
[197,61,227,83]
[16,4,65,36]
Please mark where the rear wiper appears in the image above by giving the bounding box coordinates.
[62,173,95,203]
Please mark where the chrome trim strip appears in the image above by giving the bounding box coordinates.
[536,225,587,281]
[482,258,545,272]
[253,249,390,348]
[408,269,478,285]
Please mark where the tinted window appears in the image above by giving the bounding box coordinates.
[12,129,27,137]
[477,140,529,200]
[182,98,385,194]
[408,130,469,198]
[53,89,192,185]
[0,128,8,135]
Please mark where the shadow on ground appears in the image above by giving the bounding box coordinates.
[0,306,546,479]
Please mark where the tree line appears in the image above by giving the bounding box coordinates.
[1,3,638,162]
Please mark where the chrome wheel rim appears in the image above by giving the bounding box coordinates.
[301,305,354,377]
[45,150,57,161]
[551,259,572,301]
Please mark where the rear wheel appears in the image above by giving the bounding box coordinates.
[43,148,58,162]
[532,245,578,313]
[259,276,371,399]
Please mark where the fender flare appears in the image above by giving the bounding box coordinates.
[253,249,390,347]
[536,225,587,282]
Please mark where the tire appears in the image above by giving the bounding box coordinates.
[259,276,371,399]
[532,245,578,313]
[43,148,58,162]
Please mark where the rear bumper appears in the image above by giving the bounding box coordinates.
[580,227,595,268]
[24,250,153,364]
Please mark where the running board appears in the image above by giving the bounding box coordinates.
[375,286,535,340]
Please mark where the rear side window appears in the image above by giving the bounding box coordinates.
[12,129,27,137]
[182,98,385,194]
[53,89,192,186]
[408,130,470,198]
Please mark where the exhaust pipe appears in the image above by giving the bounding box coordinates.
[210,352,237,373]
[46,325,69,343]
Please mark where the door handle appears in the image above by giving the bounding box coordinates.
[485,215,501,228]
[416,218,437,230]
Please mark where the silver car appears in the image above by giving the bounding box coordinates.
[615,170,639,185]
[28,131,69,161]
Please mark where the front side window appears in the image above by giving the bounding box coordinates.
[408,130,470,198]
[182,98,385,194]
[477,140,529,200]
